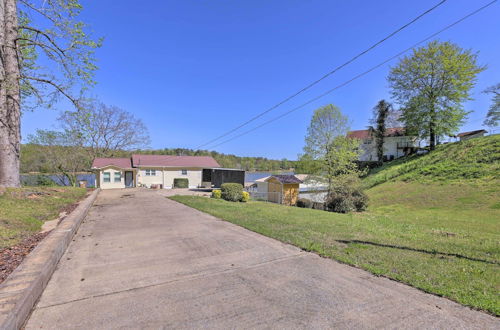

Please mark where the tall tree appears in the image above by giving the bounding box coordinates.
[372,100,393,163]
[59,101,151,158]
[483,83,499,128]
[388,41,485,150]
[300,104,360,193]
[0,0,100,187]
[27,129,90,186]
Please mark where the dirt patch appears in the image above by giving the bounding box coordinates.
[0,231,51,284]
[59,201,80,217]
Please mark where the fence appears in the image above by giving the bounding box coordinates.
[248,191,282,204]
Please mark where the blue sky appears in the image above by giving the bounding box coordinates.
[21,0,500,160]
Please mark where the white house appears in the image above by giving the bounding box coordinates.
[92,154,220,189]
[347,127,418,162]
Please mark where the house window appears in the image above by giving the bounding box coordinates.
[181,169,187,175]
[114,172,121,182]
[363,138,372,145]
[145,169,156,176]
[103,172,110,183]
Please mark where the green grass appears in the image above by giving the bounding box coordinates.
[170,180,500,315]
[0,187,87,249]
[363,135,500,188]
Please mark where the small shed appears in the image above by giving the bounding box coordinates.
[265,175,302,206]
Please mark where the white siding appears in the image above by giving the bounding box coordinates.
[358,136,418,161]
[163,168,202,188]
[98,167,125,189]
[136,167,204,188]
[137,168,164,187]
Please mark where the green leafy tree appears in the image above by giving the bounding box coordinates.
[372,100,392,163]
[388,41,485,150]
[300,104,361,193]
[483,83,499,128]
[27,129,90,186]
[0,0,101,187]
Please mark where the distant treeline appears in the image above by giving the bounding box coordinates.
[20,145,295,172]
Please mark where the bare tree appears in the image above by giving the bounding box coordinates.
[0,0,100,187]
[59,101,151,158]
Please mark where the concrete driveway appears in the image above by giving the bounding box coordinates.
[26,189,498,329]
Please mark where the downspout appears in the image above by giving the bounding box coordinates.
[162,167,165,189]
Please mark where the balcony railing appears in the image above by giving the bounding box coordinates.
[397,142,414,149]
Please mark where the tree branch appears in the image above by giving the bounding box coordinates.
[18,25,66,55]
[23,75,79,107]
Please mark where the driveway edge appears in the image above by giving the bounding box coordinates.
[0,188,100,330]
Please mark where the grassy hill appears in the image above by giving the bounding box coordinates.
[363,134,500,188]
[172,135,500,314]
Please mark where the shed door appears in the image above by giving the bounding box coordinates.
[283,184,299,205]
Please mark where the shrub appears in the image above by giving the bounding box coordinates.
[312,202,325,210]
[241,191,250,202]
[211,189,221,199]
[173,178,189,188]
[220,183,243,202]
[325,175,368,213]
[296,198,312,208]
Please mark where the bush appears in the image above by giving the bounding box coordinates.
[241,191,250,202]
[173,178,189,188]
[211,189,221,199]
[325,175,369,213]
[312,202,325,210]
[35,175,55,186]
[296,198,312,208]
[220,183,243,202]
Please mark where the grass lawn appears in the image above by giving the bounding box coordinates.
[170,180,500,315]
[0,187,87,249]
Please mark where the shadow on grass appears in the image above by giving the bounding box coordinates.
[336,240,499,265]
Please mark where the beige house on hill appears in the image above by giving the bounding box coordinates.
[92,154,220,189]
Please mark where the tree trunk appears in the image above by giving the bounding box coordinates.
[0,0,21,187]
[429,112,436,151]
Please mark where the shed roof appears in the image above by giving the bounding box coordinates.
[91,158,133,169]
[131,154,220,168]
[266,174,302,184]
[457,129,487,137]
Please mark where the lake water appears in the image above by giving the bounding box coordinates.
[21,173,96,187]
[244,171,294,182]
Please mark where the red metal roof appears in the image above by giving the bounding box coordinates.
[347,127,406,139]
[131,154,220,168]
[91,158,132,169]
[347,129,371,139]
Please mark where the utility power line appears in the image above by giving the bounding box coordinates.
[205,0,497,149]
[195,0,448,149]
